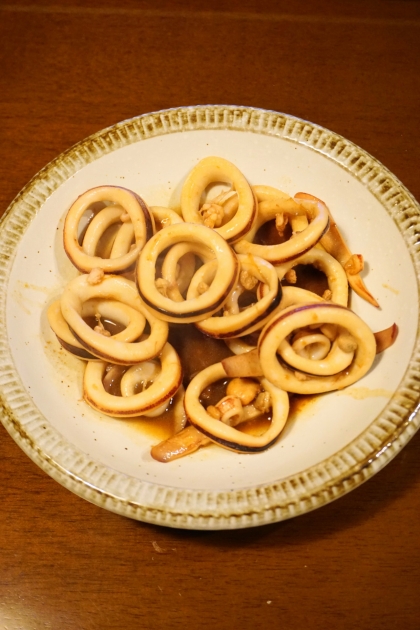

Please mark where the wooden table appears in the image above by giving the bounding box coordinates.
[1,1,420,628]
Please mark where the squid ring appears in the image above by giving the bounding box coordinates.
[275,247,349,306]
[47,298,147,360]
[223,286,326,356]
[184,362,289,453]
[150,206,184,231]
[80,206,133,260]
[83,342,182,417]
[63,185,154,273]
[295,192,379,307]
[160,241,215,302]
[234,186,329,263]
[137,223,239,323]
[278,333,354,376]
[60,275,168,364]
[290,333,331,360]
[120,361,168,417]
[106,221,135,260]
[180,156,258,244]
[258,302,377,394]
[194,254,282,338]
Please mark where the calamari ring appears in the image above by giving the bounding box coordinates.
[295,192,379,307]
[224,286,325,356]
[277,285,325,308]
[63,185,154,273]
[137,223,239,323]
[120,360,168,417]
[278,333,354,376]
[291,333,331,360]
[160,241,215,302]
[81,205,133,259]
[180,156,258,244]
[265,286,333,371]
[119,366,186,426]
[234,185,329,263]
[258,302,377,394]
[275,247,349,306]
[47,298,147,360]
[184,362,289,453]
[194,254,282,338]
[83,342,182,418]
[47,299,97,360]
[224,337,256,355]
[60,275,168,365]
[107,222,135,259]
[150,206,184,230]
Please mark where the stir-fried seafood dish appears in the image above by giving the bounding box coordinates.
[47,156,398,462]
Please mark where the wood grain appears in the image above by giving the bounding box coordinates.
[1,1,420,629]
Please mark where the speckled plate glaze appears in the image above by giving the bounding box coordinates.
[1,105,420,530]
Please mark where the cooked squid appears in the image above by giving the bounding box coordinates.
[47,298,148,360]
[47,157,397,463]
[59,274,168,364]
[63,185,154,273]
[194,254,282,338]
[181,156,258,244]
[83,342,182,417]
[137,222,240,323]
[258,302,377,394]
[183,362,289,453]
[234,186,330,263]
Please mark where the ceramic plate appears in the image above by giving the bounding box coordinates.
[1,105,419,530]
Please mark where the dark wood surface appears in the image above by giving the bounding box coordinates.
[1,1,420,628]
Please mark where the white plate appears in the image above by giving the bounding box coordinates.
[1,105,420,530]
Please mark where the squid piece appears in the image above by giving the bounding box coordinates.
[374,323,398,353]
[151,425,211,462]
[191,315,397,399]
[221,348,263,377]
[83,342,183,418]
[258,302,377,395]
[47,298,147,360]
[159,241,215,302]
[183,362,289,453]
[152,372,280,462]
[47,299,98,360]
[81,205,135,260]
[181,156,258,244]
[60,274,168,364]
[137,222,240,323]
[223,286,327,360]
[294,192,379,308]
[151,382,268,463]
[149,205,184,230]
[275,247,349,307]
[234,185,330,263]
[63,185,154,273]
[194,254,283,338]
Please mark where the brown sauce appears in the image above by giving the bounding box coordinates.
[168,323,232,385]
[237,414,271,436]
[284,264,329,297]
[254,218,329,297]
[126,405,178,442]
[83,316,127,336]
[288,393,319,419]
[199,379,229,408]
[254,219,292,245]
